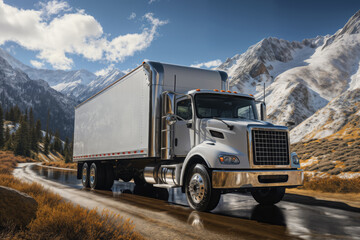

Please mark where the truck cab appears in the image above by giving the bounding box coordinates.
[154,89,303,211]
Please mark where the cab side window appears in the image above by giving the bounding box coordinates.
[176,99,192,120]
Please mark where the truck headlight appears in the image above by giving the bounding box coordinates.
[291,152,300,165]
[219,155,240,164]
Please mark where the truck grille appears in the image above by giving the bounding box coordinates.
[251,129,289,165]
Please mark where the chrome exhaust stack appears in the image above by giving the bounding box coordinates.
[144,163,182,187]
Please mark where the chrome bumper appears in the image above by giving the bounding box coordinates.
[212,169,303,189]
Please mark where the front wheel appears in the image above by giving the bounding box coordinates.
[251,187,285,205]
[185,164,221,212]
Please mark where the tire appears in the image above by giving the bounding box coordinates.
[251,187,285,205]
[81,162,90,188]
[89,163,104,190]
[185,164,221,211]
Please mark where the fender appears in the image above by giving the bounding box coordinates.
[179,141,249,186]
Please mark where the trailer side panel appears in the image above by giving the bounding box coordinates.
[73,67,150,161]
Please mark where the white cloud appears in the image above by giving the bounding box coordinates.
[148,0,157,4]
[30,60,44,68]
[128,12,136,20]
[40,0,71,18]
[191,59,222,69]
[95,64,114,76]
[0,1,167,70]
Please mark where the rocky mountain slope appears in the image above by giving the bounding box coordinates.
[291,89,360,142]
[0,55,76,139]
[217,10,360,130]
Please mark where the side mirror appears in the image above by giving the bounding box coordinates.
[166,114,177,126]
[260,102,267,121]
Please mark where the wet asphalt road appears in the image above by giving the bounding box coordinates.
[14,163,360,240]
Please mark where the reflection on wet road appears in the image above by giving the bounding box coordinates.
[31,164,360,240]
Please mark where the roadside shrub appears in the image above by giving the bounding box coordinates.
[328,168,342,175]
[302,175,360,193]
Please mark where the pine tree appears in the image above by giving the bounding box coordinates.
[14,118,30,156]
[44,111,50,155]
[4,133,14,151]
[63,137,72,163]
[0,104,4,149]
[29,108,37,152]
[5,110,9,121]
[13,105,21,123]
[53,130,62,153]
[35,120,42,142]
[9,107,15,122]
[4,126,10,143]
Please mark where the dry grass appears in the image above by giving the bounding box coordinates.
[0,151,142,240]
[42,161,77,169]
[291,137,360,174]
[301,174,360,193]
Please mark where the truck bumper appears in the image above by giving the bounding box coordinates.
[212,169,303,189]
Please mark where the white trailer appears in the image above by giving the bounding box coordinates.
[74,61,303,211]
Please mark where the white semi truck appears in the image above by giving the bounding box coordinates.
[73,61,303,211]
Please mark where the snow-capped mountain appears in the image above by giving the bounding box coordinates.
[0,55,76,139]
[0,48,96,100]
[0,48,126,102]
[217,10,360,131]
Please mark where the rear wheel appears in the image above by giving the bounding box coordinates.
[185,164,221,212]
[89,163,104,190]
[251,187,285,205]
[81,162,90,188]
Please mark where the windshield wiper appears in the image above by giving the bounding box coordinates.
[212,117,234,130]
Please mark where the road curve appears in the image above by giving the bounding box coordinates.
[13,163,360,240]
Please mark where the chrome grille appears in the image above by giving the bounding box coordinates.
[252,129,289,165]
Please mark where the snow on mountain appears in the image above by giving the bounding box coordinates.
[78,69,125,101]
[290,88,360,143]
[0,55,76,139]
[218,10,360,129]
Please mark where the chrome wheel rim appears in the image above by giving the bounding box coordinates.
[189,173,205,203]
[82,167,87,184]
[90,167,96,186]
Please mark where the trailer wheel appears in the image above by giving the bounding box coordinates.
[81,162,90,188]
[185,164,220,212]
[251,187,285,205]
[89,163,104,190]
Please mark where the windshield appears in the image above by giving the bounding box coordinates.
[195,93,258,120]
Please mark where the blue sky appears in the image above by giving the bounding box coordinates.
[1,0,360,75]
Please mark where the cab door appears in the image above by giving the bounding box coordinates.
[174,98,194,156]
